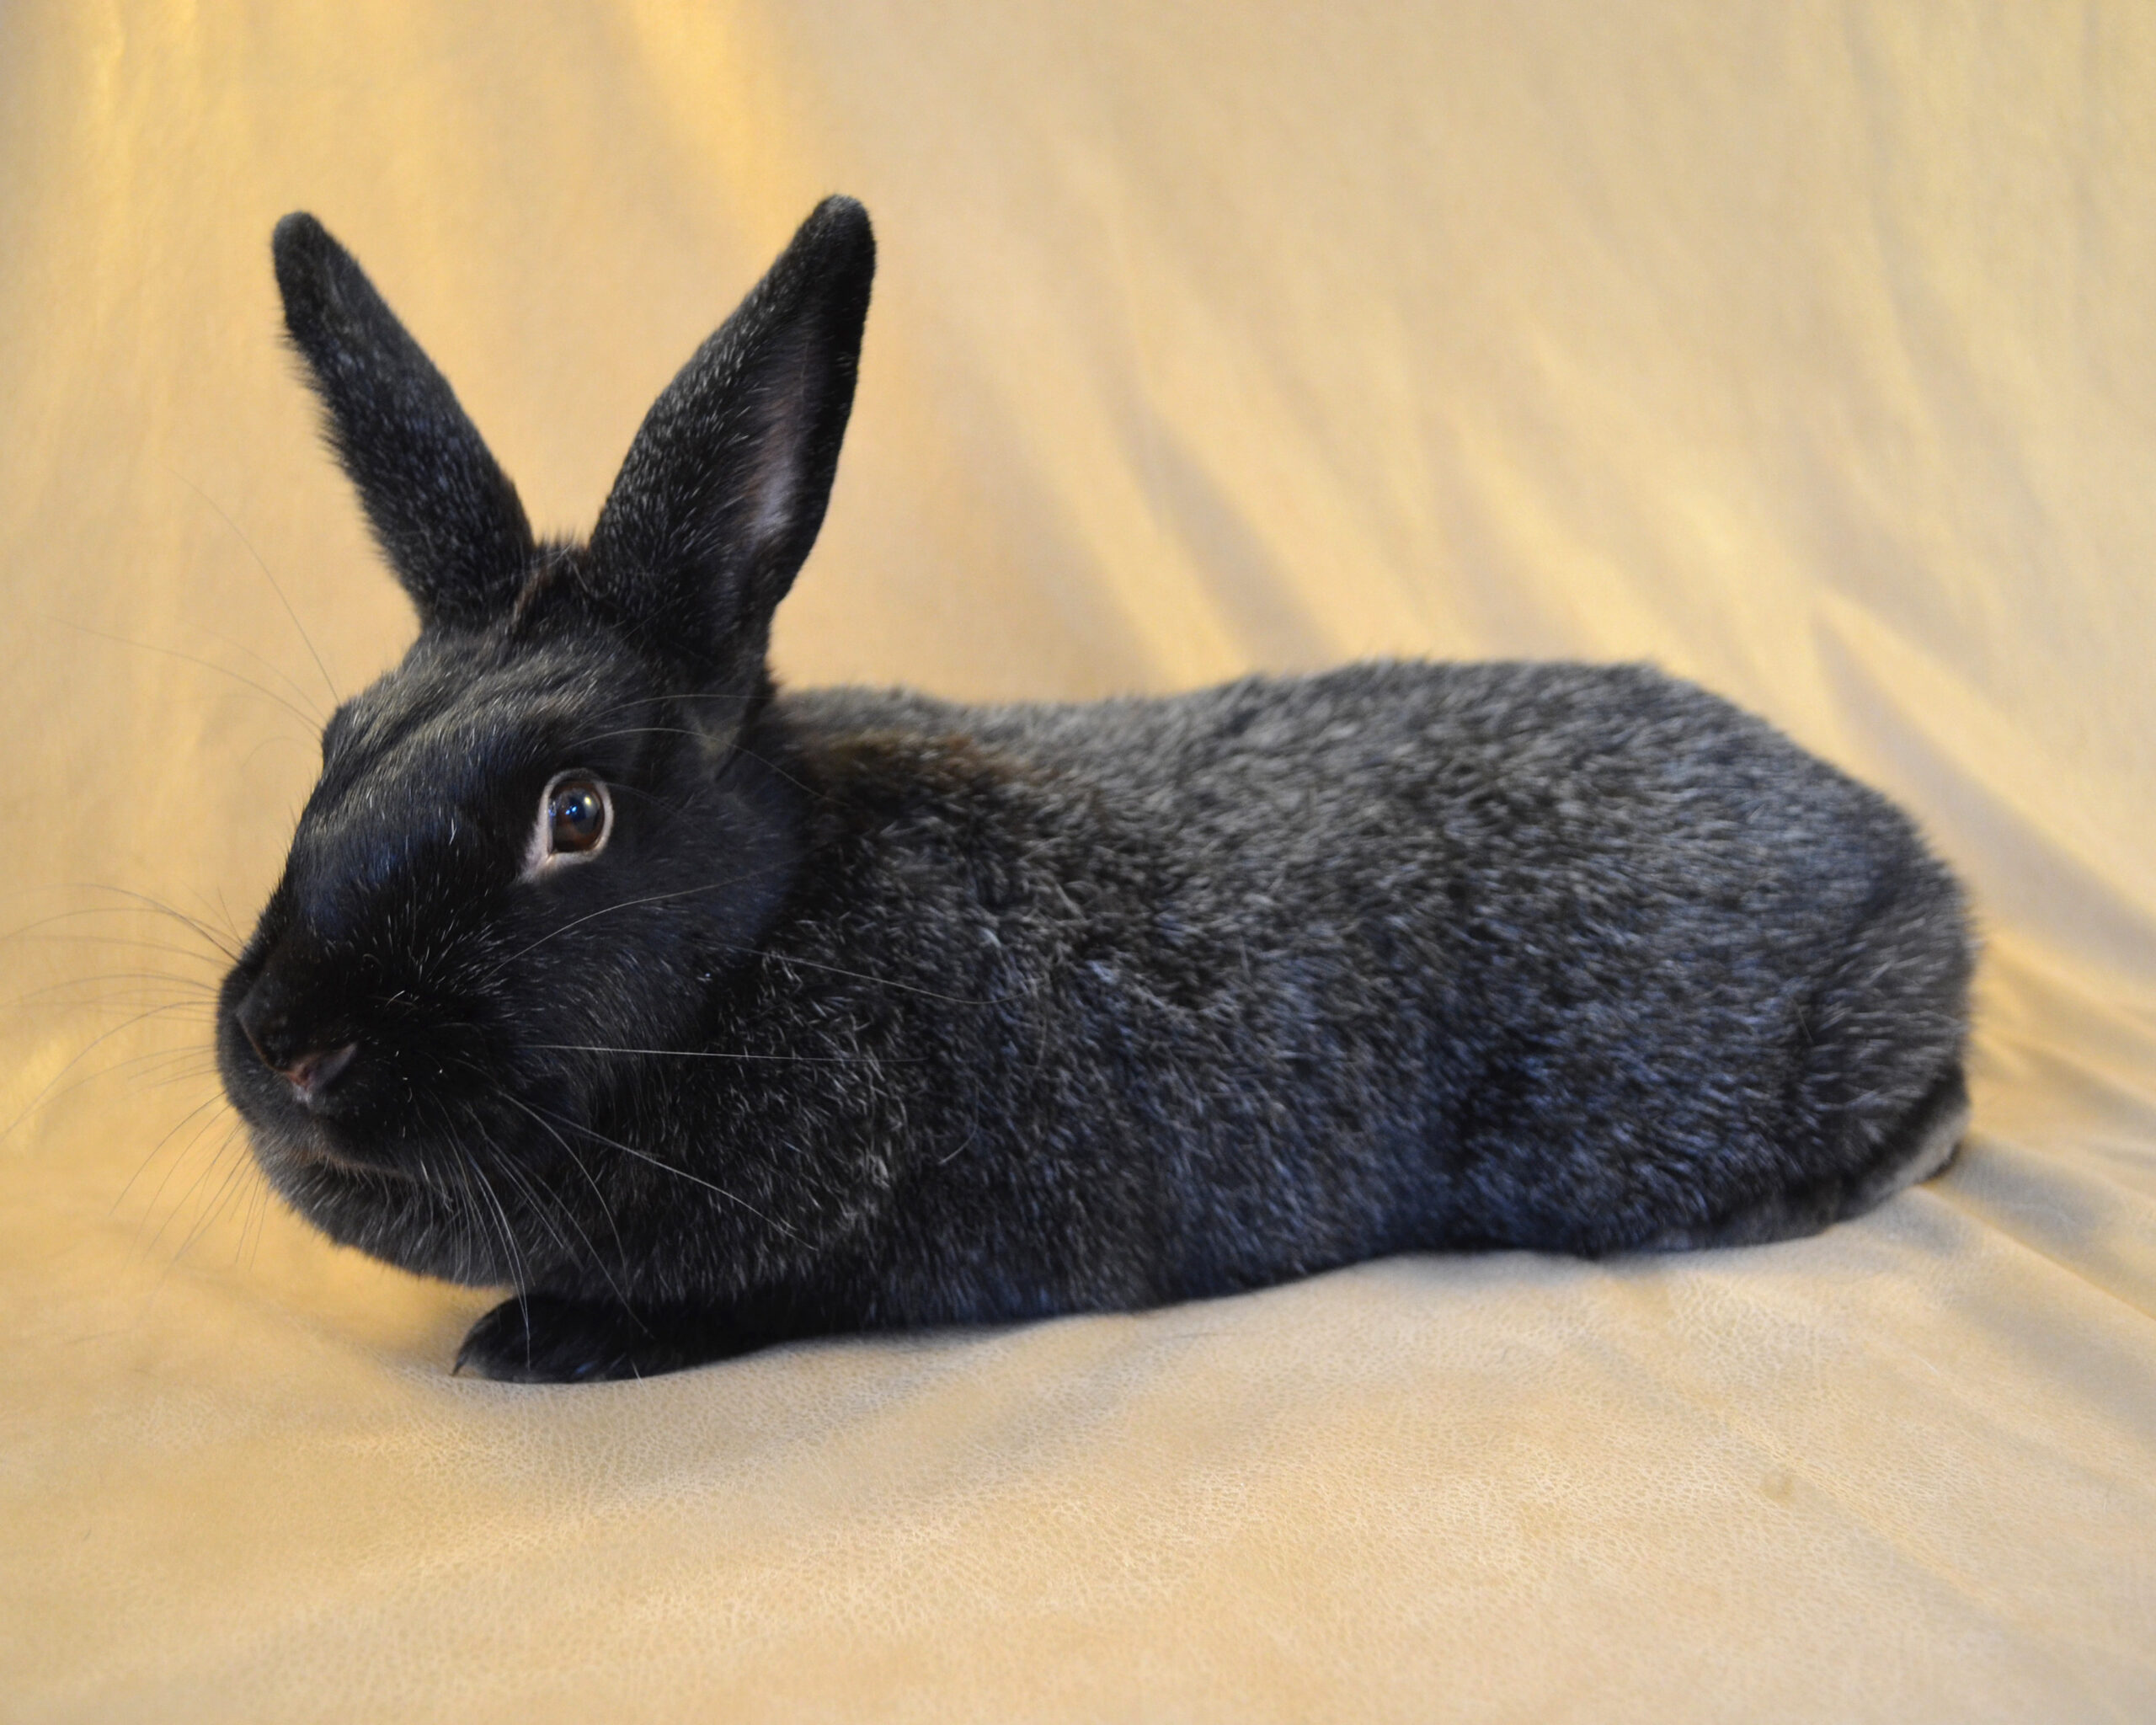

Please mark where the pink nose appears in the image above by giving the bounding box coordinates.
[275,1041,358,1101]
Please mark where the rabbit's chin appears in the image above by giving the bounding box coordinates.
[243,1115,531,1290]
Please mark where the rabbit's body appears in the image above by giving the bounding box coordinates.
[219,200,1972,1381]
[585,664,1966,1324]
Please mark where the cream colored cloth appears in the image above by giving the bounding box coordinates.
[3,4,2153,1719]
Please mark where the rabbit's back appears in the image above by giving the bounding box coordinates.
[775,660,1970,1292]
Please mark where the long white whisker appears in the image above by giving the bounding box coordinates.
[714,943,1019,1007]
[485,1125,637,1319]
[1,1001,211,1143]
[53,618,323,734]
[497,1092,632,1270]
[115,1091,232,1215]
[484,865,785,975]
[165,464,340,707]
[524,1102,802,1244]
[66,886,241,962]
[462,1151,533,1344]
[523,1041,904,1065]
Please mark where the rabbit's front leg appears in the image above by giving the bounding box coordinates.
[454,1291,784,1382]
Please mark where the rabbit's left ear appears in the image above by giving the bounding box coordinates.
[587,197,874,692]
[273,214,535,629]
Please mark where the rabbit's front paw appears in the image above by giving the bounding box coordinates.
[455,1292,658,1383]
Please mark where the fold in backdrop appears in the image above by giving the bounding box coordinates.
[3,4,2153,1721]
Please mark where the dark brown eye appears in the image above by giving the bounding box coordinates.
[526,772,611,877]
[550,780,607,852]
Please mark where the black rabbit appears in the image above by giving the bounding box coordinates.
[216,198,1973,1382]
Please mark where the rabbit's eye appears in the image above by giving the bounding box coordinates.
[551,781,607,852]
[525,772,612,877]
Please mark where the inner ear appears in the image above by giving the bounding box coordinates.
[744,366,809,557]
[725,318,827,578]
[584,197,875,691]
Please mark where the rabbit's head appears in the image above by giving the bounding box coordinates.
[216,200,873,1284]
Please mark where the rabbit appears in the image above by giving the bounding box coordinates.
[216,196,1974,1383]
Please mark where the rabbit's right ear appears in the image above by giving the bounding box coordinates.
[273,214,535,630]
[586,197,873,697]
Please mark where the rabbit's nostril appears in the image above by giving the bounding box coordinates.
[235,976,355,1106]
[235,989,286,1071]
[279,1041,358,1103]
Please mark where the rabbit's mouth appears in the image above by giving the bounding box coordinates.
[280,1130,417,1183]
[242,1108,422,1187]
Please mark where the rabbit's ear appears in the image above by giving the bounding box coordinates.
[272,214,534,629]
[587,197,873,690]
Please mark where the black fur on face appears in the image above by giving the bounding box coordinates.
[221,201,873,1290]
[214,614,801,1284]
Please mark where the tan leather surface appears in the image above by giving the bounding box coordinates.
[3,4,2153,1718]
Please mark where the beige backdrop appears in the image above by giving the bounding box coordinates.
[3,3,2153,1720]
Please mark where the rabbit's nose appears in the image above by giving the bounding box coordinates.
[275,1040,359,1103]
[236,987,358,1105]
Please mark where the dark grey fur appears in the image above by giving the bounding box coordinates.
[216,199,1973,1381]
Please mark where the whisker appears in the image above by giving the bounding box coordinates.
[497,1091,632,1271]
[115,1090,232,1216]
[0,902,230,960]
[525,1102,802,1243]
[465,1156,533,1353]
[480,1139,580,1265]
[193,622,330,724]
[452,1156,506,1302]
[66,886,241,963]
[137,1061,231,1092]
[1,1000,213,1142]
[523,1042,907,1065]
[418,1050,637,1315]
[491,874,1016,1008]
[234,1158,267,1271]
[14,969,221,1002]
[211,889,243,951]
[86,1044,221,1081]
[173,1139,259,1265]
[1,927,228,969]
[571,697,830,803]
[0,996,219,1021]
[483,865,785,973]
[165,464,340,707]
[714,942,1021,1007]
[247,1158,276,1270]
[574,725,709,744]
[722,739,825,801]
[485,1130,636,1319]
[52,618,323,734]
[589,693,701,718]
[144,1117,248,1263]
[43,1045,226,1111]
